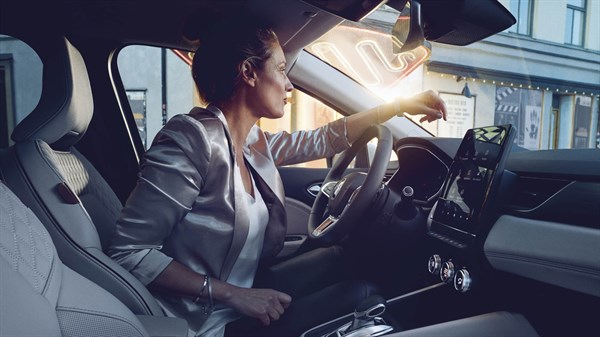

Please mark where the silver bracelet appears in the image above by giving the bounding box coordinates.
[200,275,214,315]
[207,274,214,308]
[193,274,208,304]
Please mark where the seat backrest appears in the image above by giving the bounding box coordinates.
[0,35,163,316]
[0,181,150,337]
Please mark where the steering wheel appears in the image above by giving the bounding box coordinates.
[308,125,393,241]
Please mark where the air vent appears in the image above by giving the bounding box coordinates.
[506,176,571,211]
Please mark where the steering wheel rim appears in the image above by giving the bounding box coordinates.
[308,125,393,241]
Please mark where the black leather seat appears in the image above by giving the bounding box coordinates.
[0,35,162,316]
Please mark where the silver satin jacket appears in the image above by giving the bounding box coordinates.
[107,105,350,328]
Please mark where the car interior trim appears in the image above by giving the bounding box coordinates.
[484,214,600,297]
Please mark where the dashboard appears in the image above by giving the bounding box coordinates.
[382,128,599,336]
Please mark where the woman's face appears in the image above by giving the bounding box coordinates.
[251,42,294,119]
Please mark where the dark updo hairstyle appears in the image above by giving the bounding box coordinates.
[192,18,278,104]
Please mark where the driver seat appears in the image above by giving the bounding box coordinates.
[0,35,163,316]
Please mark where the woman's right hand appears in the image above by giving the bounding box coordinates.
[215,282,292,325]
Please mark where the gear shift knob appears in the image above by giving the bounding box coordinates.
[339,294,394,336]
[348,295,387,332]
[395,186,418,220]
[354,295,387,319]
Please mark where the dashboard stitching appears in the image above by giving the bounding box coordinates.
[513,180,576,213]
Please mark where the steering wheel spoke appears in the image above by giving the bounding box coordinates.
[308,125,393,242]
[320,180,339,199]
[312,215,339,237]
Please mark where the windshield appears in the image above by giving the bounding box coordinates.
[307,2,600,150]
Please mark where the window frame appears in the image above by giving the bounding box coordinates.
[565,0,587,46]
[507,0,533,36]
[0,55,15,147]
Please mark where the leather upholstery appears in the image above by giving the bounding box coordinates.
[0,36,163,316]
[0,182,150,337]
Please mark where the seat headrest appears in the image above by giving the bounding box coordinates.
[11,37,93,149]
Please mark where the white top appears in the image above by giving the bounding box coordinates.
[195,166,269,337]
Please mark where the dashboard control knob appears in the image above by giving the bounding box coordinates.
[454,269,472,293]
[440,261,455,283]
[428,254,442,275]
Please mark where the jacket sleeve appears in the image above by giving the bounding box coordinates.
[265,117,351,167]
[107,116,211,285]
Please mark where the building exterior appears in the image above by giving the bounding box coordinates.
[420,0,600,150]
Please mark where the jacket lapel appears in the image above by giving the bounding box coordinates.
[245,126,286,206]
[202,105,250,280]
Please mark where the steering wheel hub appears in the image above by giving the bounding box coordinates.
[328,172,367,216]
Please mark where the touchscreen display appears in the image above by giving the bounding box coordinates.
[432,125,513,236]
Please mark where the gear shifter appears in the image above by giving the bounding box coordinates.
[339,295,393,337]
[395,186,418,220]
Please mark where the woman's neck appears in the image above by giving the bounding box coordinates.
[217,100,258,152]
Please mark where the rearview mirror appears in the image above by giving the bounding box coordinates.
[392,0,427,54]
[302,0,388,22]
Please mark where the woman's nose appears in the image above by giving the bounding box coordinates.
[285,75,294,92]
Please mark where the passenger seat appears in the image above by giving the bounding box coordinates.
[0,35,162,316]
[0,181,188,337]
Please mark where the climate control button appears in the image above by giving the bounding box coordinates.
[454,269,472,293]
[428,255,442,275]
[440,261,455,283]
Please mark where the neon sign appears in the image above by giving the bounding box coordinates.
[308,25,430,100]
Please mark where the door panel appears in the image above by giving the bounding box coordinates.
[279,167,330,206]
[277,167,328,258]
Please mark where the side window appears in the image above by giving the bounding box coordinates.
[258,90,344,168]
[116,45,344,168]
[117,45,195,148]
[0,34,43,147]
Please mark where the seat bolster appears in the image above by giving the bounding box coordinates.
[0,258,62,337]
[87,247,164,315]
[135,315,189,337]
[56,264,150,337]
[15,140,102,249]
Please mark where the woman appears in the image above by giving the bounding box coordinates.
[108,19,446,337]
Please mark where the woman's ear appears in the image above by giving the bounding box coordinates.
[240,60,257,87]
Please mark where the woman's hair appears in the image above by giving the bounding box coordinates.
[192,19,278,104]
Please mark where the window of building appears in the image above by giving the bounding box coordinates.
[572,95,593,148]
[506,0,532,35]
[126,90,148,148]
[565,0,586,46]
